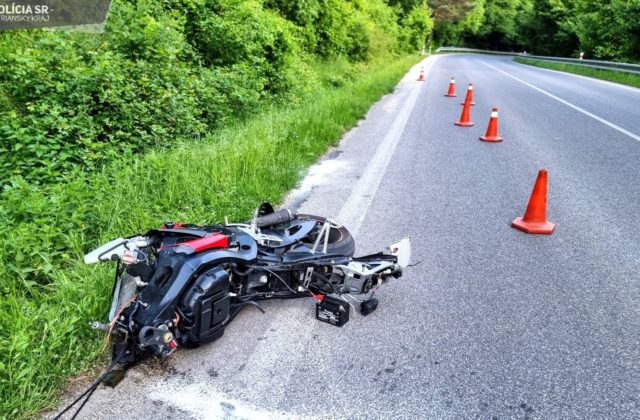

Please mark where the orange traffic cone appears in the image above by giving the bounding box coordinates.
[479,107,503,142]
[512,169,555,234]
[460,83,475,105]
[444,77,456,97]
[418,68,425,81]
[454,96,474,126]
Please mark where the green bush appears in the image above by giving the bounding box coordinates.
[400,6,434,52]
[0,0,431,187]
[185,0,301,94]
[0,6,205,182]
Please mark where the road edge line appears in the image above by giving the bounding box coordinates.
[337,55,438,236]
[511,59,640,94]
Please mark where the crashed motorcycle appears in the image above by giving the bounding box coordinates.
[84,203,410,365]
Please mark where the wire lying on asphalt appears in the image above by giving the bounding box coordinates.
[54,346,128,420]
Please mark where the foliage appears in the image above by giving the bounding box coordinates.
[432,0,640,62]
[388,0,427,15]
[429,0,478,46]
[0,0,432,186]
[430,0,476,23]
[516,0,578,56]
[569,0,640,61]
[400,5,435,51]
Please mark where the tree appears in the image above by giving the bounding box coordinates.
[570,0,640,61]
[516,0,578,56]
[429,0,476,45]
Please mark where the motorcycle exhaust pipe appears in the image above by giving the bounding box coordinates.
[255,209,293,228]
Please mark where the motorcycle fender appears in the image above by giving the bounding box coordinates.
[260,219,317,248]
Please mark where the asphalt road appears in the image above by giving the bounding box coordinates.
[54,54,640,419]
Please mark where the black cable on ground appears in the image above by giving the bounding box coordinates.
[54,346,128,420]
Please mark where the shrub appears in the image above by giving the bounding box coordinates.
[400,6,433,52]
[0,0,431,186]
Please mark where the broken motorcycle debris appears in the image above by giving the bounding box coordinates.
[84,203,410,365]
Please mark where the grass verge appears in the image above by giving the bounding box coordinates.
[0,54,421,418]
[514,57,640,89]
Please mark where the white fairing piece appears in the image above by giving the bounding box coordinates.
[389,237,411,268]
[83,237,127,264]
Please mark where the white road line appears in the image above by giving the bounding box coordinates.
[337,55,438,235]
[512,60,640,94]
[482,61,640,143]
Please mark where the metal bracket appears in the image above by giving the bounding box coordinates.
[303,267,314,288]
[310,219,342,254]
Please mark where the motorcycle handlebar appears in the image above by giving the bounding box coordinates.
[255,209,294,228]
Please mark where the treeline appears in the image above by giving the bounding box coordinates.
[0,0,433,186]
[432,0,640,62]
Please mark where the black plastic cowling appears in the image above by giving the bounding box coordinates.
[178,266,230,345]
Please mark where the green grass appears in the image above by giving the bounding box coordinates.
[514,57,640,89]
[0,54,421,418]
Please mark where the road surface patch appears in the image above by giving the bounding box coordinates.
[483,62,640,143]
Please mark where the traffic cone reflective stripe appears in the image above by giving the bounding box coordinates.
[454,97,474,126]
[512,169,555,234]
[479,107,503,142]
[445,77,456,97]
[460,83,475,105]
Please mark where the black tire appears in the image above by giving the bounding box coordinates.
[297,214,356,257]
